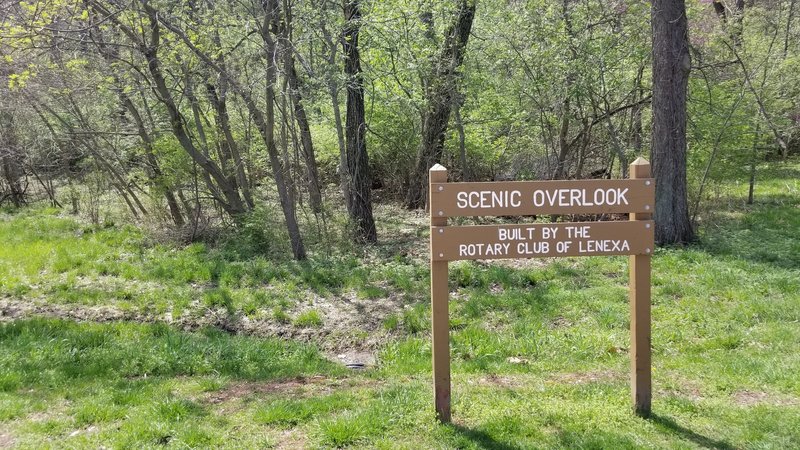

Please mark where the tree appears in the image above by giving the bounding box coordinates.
[651,0,694,244]
[405,0,476,209]
[342,0,377,243]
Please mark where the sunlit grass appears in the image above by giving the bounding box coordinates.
[0,160,798,448]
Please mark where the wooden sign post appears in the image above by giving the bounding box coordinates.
[428,158,654,423]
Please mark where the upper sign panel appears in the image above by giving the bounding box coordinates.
[430,179,654,217]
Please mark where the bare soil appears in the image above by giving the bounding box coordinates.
[0,291,407,356]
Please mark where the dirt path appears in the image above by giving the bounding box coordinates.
[0,294,407,360]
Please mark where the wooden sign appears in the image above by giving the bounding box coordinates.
[430,178,654,217]
[431,221,653,261]
[428,158,654,423]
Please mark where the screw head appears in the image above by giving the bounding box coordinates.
[438,253,444,258]
[645,248,651,254]
[645,180,651,186]
[438,228,444,234]
[438,211,444,216]
[645,223,651,229]
[437,186,444,191]
[645,205,651,211]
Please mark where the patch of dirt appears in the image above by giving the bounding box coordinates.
[0,432,14,448]
[204,376,330,404]
[659,380,705,402]
[550,316,573,328]
[332,350,376,368]
[549,369,621,385]
[0,298,147,324]
[733,390,800,407]
[203,376,378,405]
[474,374,525,388]
[275,429,308,450]
[0,287,407,355]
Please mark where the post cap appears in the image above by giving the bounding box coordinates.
[631,157,650,166]
[430,163,447,172]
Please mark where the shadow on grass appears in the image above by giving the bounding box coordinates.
[448,424,522,450]
[650,413,735,450]
[697,201,800,270]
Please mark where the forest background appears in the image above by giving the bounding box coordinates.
[1,0,797,252]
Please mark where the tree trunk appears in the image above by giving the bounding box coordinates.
[651,0,694,244]
[405,0,476,209]
[630,65,645,155]
[121,94,185,226]
[261,0,307,259]
[454,100,469,181]
[748,124,760,205]
[343,0,377,243]
[0,109,26,207]
[280,6,323,215]
[321,21,350,213]
[331,82,350,212]
[555,94,572,179]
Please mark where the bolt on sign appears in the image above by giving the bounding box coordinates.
[428,158,654,423]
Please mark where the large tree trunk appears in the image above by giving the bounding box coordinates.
[343,0,377,243]
[651,0,694,244]
[405,0,476,209]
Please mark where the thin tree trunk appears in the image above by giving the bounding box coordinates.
[690,85,745,226]
[205,82,255,209]
[30,168,61,208]
[748,124,760,205]
[454,99,469,181]
[555,94,571,179]
[279,5,323,215]
[320,20,350,213]
[727,41,790,160]
[0,109,26,207]
[784,0,796,59]
[630,65,645,155]
[261,0,307,258]
[331,83,350,211]
[286,62,323,214]
[119,93,185,226]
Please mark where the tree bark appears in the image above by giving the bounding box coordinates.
[454,98,469,181]
[651,0,694,244]
[278,4,323,215]
[320,19,350,213]
[343,0,377,243]
[748,123,760,205]
[0,110,26,207]
[405,0,476,209]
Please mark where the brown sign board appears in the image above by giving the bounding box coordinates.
[431,220,654,261]
[427,158,654,424]
[430,178,654,217]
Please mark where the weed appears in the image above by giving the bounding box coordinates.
[294,309,323,328]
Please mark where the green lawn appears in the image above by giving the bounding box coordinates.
[1,161,798,448]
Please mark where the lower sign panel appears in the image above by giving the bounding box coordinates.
[431,221,654,261]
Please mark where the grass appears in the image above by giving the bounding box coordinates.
[0,160,798,448]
